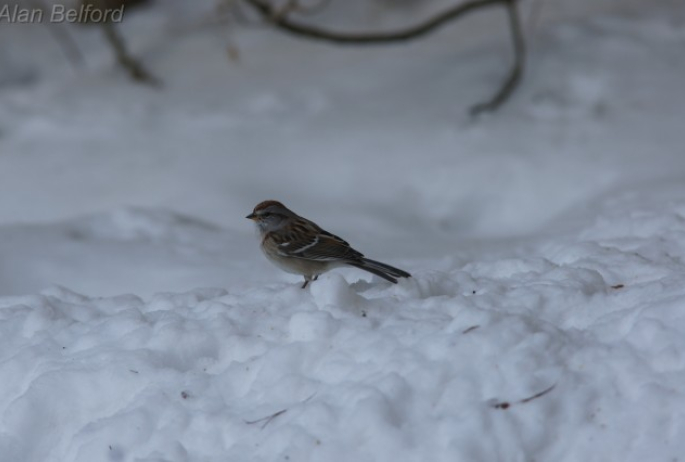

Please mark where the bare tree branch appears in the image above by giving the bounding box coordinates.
[242,0,506,43]
[241,0,525,113]
[469,0,525,116]
[86,0,159,85]
[100,20,160,85]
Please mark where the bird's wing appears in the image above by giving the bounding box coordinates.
[277,229,363,261]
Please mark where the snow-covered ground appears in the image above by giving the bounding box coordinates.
[1,0,685,460]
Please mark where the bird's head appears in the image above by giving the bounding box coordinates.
[246,200,295,233]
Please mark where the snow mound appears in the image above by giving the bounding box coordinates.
[0,208,258,298]
[66,207,222,243]
[2,185,685,461]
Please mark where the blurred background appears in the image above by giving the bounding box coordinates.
[0,0,683,296]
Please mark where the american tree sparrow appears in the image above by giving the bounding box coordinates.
[247,200,411,288]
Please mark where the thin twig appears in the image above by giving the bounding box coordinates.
[520,384,556,403]
[100,20,160,85]
[244,393,316,430]
[491,383,556,410]
[469,0,525,116]
[245,408,288,429]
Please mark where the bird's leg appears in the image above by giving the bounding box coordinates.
[302,275,319,289]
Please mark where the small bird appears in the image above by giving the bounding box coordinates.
[247,200,411,288]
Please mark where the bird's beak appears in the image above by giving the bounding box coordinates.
[246,213,256,220]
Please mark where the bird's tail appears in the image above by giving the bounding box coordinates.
[347,258,411,284]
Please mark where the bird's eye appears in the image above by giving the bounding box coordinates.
[263,213,271,218]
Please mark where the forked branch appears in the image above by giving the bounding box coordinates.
[242,0,525,114]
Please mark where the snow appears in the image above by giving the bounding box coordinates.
[1,0,685,460]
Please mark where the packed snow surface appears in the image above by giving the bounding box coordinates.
[1,1,685,461]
